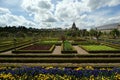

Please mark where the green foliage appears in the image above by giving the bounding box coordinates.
[63,41,73,51]
[89,29,102,40]
[110,29,120,39]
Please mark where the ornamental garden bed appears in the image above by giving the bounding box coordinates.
[61,41,77,54]
[12,44,55,53]
[80,45,120,53]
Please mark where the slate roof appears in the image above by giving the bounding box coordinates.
[96,23,120,30]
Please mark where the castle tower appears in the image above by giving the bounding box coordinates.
[71,22,78,30]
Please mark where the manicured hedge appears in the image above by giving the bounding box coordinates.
[72,41,100,45]
[61,41,77,54]
[102,42,120,49]
[37,41,62,46]
[1,54,120,58]
[12,45,55,53]
[0,58,120,63]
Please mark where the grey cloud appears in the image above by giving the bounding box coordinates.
[44,17,57,22]
[38,1,51,10]
[87,0,120,10]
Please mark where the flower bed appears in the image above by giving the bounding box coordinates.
[20,45,52,50]
[80,45,120,53]
[12,44,55,53]
[0,66,120,80]
[61,41,77,53]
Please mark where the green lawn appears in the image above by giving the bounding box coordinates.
[82,45,118,51]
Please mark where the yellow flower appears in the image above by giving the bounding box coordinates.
[90,75,94,80]
[100,68,106,70]
[107,68,112,71]
[0,73,14,79]
[115,74,120,79]
[75,67,83,70]
[0,67,6,70]
[45,66,53,69]
[85,66,94,70]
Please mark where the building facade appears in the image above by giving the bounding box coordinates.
[96,23,120,33]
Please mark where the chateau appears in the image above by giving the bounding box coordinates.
[96,23,120,33]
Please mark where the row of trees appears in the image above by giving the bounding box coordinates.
[89,28,120,40]
[0,26,120,40]
[0,26,63,40]
[0,26,39,39]
[65,28,120,40]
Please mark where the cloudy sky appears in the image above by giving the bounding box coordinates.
[0,0,120,29]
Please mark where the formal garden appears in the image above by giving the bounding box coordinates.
[0,26,120,79]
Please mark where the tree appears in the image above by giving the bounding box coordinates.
[79,29,88,37]
[16,31,26,39]
[110,29,120,39]
[89,29,102,40]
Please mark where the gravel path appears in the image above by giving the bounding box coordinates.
[0,51,12,54]
[73,46,89,54]
[52,46,61,54]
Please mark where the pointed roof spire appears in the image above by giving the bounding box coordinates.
[71,22,78,30]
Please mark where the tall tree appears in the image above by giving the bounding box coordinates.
[110,29,120,39]
[89,29,102,40]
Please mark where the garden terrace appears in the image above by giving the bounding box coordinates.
[80,45,120,53]
[61,41,77,53]
[1,54,120,67]
[12,44,55,53]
